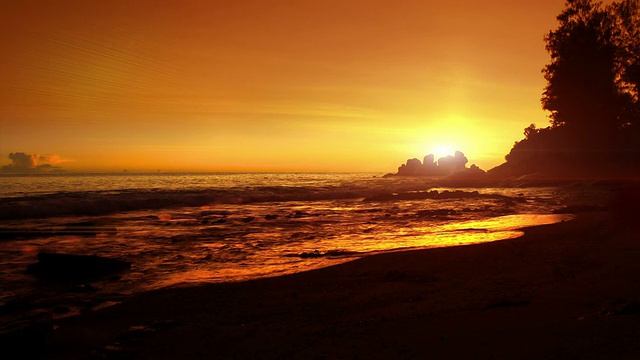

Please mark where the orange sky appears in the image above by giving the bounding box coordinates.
[0,0,567,172]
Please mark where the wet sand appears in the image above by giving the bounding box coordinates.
[44,210,640,359]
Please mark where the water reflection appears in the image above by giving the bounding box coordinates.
[149,213,575,290]
[428,213,575,247]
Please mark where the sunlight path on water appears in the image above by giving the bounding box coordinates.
[150,213,575,290]
[0,174,600,308]
[425,213,575,248]
[304,213,575,254]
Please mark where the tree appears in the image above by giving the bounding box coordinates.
[611,0,640,125]
[541,0,639,134]
[490,1,640,178]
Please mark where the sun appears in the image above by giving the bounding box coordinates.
[432,145,455,160]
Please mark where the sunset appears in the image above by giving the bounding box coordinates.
[2,1,640,359]
[1,0,566,172]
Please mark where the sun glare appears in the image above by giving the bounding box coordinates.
[432,145,454,160]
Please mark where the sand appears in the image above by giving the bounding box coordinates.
[40,210,640,359]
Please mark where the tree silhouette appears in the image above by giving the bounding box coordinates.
[542,0,630,135]
[491,0,640,179]
[611,0,640,125]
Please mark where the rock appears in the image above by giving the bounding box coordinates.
[423,154,435,166]
[439,165,488,187]
[288,250,360,258]
[364,190,524,203]
[264,214,279,220]
[389,151,482,177]
[449,164,486,178]
[397,158,423,176]
[435,190,479,199]
[364,190,439,202]
[323,250,360,257]
[299,250,323,258]
[27,252,131,281]
[289,211,309,218]
[437,151,468,174]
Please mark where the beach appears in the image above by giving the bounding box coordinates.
[40,208,640,359]
[0,174,584,309]
[3,0,640,358]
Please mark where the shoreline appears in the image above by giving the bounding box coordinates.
[38,208,640,359]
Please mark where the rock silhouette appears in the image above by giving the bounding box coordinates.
[388,151,485,178]
[27,252,131,281]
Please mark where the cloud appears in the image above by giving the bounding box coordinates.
[8,152,39,169]
[43,154,71,165]
[1,152,71,173]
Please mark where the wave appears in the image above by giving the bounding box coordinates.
[0,185,532,220]
[0,186,367,219]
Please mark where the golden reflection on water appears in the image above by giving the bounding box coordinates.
[146,259,346,290]
[394,213,575,250]
[427,213,576,248]
[438,214,574,232]
[150,213,575,290]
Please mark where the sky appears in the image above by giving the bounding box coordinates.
[0,0,568,172]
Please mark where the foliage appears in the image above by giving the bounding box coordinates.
[494,1,640,178]
[612,0,640,122]
[542,0,640,131]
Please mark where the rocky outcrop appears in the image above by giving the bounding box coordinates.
[363,189,525,203]
[27,252,131,281]
[389,151,485,178]
[437,151,468,174]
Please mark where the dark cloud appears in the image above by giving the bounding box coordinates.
[1,152,68,173]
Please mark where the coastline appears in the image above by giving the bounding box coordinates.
[41,209,640,359]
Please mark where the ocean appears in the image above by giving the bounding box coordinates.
[0,172,588,314]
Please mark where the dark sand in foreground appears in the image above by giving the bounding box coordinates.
[45,211,640,359]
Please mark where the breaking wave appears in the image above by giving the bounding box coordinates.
[0,186,529,220]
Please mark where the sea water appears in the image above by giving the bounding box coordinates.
[0,172,592,310]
